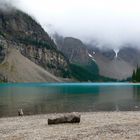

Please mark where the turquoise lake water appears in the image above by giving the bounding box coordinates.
[0,83,140,117]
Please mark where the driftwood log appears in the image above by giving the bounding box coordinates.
[48,113,80,125]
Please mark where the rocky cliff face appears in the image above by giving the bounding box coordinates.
[118,46,140,67]
[55,36,90,65]
[54,35,104,82]
[0,9,70,82]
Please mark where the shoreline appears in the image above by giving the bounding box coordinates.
[1,111,140,140]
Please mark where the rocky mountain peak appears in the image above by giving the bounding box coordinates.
[0,8,71,82]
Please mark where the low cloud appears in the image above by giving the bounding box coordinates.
[0,0,17,11]
[1,0,140,50]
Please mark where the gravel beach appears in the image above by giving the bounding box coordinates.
[1,112,140,140]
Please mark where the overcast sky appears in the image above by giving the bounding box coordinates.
[2,0,140,50]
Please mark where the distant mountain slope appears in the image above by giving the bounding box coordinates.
[54,34,139,80]
[54,35,115,82]
[0,8,71,82]
[118,47,140,67]
[92,52,134,79]
[57,37,90,65]
[0,8,138,82]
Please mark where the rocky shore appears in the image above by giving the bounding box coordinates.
[1,112,140,140]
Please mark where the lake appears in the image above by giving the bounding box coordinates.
[0,83,140,117]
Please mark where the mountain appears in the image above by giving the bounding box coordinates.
[55,36,90,65]
[0,48,61,82]
[0,8,137,82]
[54,34,139,80]
[118,46,140,67]
[87,46,134,80]
[0,8,71,82]
[54,34,116,82]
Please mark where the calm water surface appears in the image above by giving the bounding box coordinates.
[0,83,140,117]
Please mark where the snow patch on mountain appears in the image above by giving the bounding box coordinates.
[88,53,96,62]
[114,49,119,58]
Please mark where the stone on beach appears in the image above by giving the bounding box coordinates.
[18,109,24,116]
[48,113,80,125]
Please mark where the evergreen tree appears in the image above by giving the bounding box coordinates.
[132,70,136,82]
[132,67,140,82]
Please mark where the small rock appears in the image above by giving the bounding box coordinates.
[18,109,24,116]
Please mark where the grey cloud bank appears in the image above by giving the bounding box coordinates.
[0,0,16,11]
[1,0,140,50]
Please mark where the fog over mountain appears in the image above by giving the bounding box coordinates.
[1,0,140,51]
[0,0,15,10]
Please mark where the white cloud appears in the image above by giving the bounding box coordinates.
[2,0,140,50]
